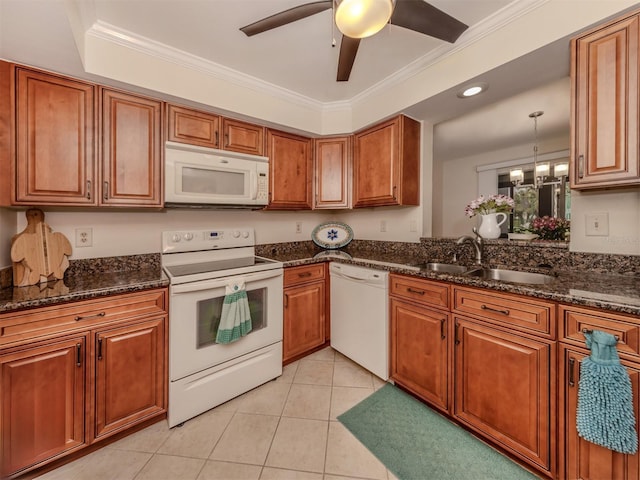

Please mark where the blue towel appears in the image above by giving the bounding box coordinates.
[215,279,252,344]
[576,330,638,454]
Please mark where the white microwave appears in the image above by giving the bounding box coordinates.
[165,141,269,208]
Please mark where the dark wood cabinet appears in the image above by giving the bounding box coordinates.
[167,104,264,155]
[283,264,327,363]
[390,298,449,411]
[453,316,553,473]
[571,11,640,189]
[14,67,96,205]
[266,129,313,210]
[559,345,640,480]
[0,289,168,477]
[101,89,163,207]
[94,318,166,439]
[314,136,351,209]
[0,336,87,478]
[353,115,420,207]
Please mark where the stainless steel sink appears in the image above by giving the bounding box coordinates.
[412,262,469,274]
[464,268,555,285]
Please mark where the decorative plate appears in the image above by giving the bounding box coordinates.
[311,222,354,249]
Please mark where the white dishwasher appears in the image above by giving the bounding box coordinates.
[330,263,389,380]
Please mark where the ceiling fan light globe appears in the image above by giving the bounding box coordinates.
[335,0,393,39]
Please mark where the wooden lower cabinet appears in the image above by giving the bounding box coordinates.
[283,264,327,363]
[390,298,449,411]
[95,318,166,439]
[559,345,640,480]
[0,289,168,477]
[454,316,554,473]
[0,335,87,477]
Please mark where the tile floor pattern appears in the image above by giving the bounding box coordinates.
[35,347,399,480]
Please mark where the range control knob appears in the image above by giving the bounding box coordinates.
[242,231,250,238]
[184,232,194,241]
[171,234,181,243]
[233,230,241,238]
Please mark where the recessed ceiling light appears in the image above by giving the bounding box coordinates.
[456,82,488,98]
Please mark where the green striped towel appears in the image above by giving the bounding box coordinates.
[577,329,638,454]
[215,279,252,344]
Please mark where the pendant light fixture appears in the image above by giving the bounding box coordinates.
[335,0,394,38]
[529,111,546,189]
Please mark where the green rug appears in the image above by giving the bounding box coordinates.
[337,383,540,480]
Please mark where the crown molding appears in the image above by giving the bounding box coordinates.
[86,1,547,115]
[350,0,550,105]
[87,21,325,111]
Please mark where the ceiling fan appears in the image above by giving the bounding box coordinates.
[240,0,468,82]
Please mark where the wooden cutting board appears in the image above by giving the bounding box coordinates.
[11,208,72,286]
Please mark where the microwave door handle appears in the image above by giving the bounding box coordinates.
[171,268,283,294]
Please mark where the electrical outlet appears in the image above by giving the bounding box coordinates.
[295,221,302,234]
[75,228,93,247]
[380,220,387,232]
[409,220,417,232]
[585,213,609,236]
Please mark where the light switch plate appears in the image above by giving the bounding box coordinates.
[585,213,609,236]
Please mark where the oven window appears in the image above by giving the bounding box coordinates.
[182,167,246,196]
[196,288,266,348]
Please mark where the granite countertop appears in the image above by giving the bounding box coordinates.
[2,244,639,317]
[269,247,640,317]
[0,265,169,314]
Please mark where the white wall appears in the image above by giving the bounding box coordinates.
[0,208,16,267]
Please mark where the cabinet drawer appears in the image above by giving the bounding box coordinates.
[390,274,449,311]
[284,264,325,287]
[0,289,167,346]
[559,304,640,360]
[453,287,555,338]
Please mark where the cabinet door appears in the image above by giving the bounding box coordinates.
[0,336,86,477]
[454,317,553,473]
[101,89,163,206]
[266,129,313,210]
[15,68,96,205]
[572,13,640,189]
[221,118,264,156]
[167,104,220,149]
[283,281,325,362]
[353,118,398,207]
[390,299,448,411]
[314,136,351,209]
[353,115,420,208]
[560,346,640,480]
[94,317,166,440]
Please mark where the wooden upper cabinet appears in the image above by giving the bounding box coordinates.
[101,89,163,207]
[167,104,264,155]
[167,104,220,149]
[571,11,640,189]
[314,136,351,209]
[221,118,264,156]
[15,67,97,205]
[266,129,313,210]
[353,115,420,208]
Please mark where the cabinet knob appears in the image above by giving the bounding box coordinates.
[578,155,584,179]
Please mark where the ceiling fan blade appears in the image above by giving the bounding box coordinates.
[240,1,332,36]
[390,0,468,43]
[337,36,361,82]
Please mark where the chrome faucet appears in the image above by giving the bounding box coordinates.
[456,228,484,265]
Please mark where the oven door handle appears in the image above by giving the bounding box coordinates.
[171,268,283,295]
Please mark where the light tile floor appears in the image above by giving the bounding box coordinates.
[35,347,398,480]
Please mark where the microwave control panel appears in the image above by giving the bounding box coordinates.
[257,171,268,202]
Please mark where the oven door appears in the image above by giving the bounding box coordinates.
[169,268,283,380]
